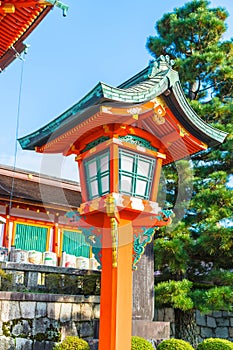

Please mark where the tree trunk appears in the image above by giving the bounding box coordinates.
[174,309,199,348]
[189,81,199,100]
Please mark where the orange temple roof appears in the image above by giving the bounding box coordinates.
[0,0,68,71]
[18,56,228,165]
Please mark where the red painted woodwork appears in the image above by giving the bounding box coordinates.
[0,0,52,70]
[35,105,208,165]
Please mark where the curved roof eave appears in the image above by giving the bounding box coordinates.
[18,62,178,150]
[0,1,69,71]
[18,82,104,150]
[0,6,51,71]
[18,56,228,151]
[163,81,228,147]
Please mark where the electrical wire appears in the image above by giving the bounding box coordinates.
[9,49,27,211]
[0,184,11,194]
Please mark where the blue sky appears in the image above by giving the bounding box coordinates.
[0,0,232,181]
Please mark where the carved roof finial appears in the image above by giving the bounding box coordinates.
[148,55,175,78]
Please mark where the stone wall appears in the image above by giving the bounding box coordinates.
[196,310,233,341]
[0,292,100,350]
[155,308,233,342]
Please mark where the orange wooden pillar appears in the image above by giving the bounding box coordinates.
[3,205,10,249]
[52,216,59,256]
[98,217,133,350]
[116,220,133,350]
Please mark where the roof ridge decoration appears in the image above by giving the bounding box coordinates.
[42,0,68,17]
[148,55,175,79]
[117,55,175,89]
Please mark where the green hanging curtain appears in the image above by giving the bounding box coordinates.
[62,230,90,258]
[14,223,48,252]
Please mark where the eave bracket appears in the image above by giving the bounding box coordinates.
[43,0,69,16]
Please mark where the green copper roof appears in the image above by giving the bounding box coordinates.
[18,55,227,151]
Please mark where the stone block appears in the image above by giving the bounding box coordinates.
[21,320,32,337]
[200,327,213,338]
[16,338,33,350]
[223,311,233,317]
[79,321,94,338]
[212,311,222,317]
[0,321,2,336]
[1,301,21,322]
[230,318,233,327]
[0,336,15,350]
[163,308,175,322]
[32,341,45,350]
[207,316,216,328]
[60,321,78,340]
[229,327,233,338]
[216,318,230,327]
[215,327,229,338]
[36,302,47,318]
[60,303,72,323]
[80,303,93,320]
[157,309,165,321]
[196,310,206,326]
[12,322,24,337]
[44,341,57,350]
[93,304,100,319]
[71,303,81,321]
[47,303,61,320]
[132,320,170,340]
[32,318,51,336]
[20,302,36,319]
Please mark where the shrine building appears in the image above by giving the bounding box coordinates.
[0,165,91,265]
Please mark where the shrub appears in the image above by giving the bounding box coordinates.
[45,274,100,295]
[131,336,154,350]
[0,269,12,291]
[154,279,194,311]
[157,338,194,350]
[53,336,90,350]
[196,338,233,349]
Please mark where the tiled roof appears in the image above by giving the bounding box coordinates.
[0,2,51,71]
[0,165,81,211]
[0,1,68,71]
[18,56,227,157]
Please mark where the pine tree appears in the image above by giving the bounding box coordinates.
[147,0,233,345]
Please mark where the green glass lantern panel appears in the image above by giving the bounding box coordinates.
[14,223,47,252]
[90,179,98,198]
[138,159,151,176]
[84,150,110,200]
[135,179,147,196]
[62,230,90,258]
[119,149,155,199]
[121,153,134,172]
[121,174,133,193]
